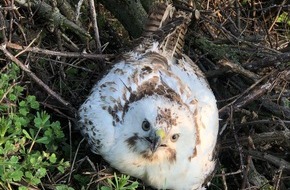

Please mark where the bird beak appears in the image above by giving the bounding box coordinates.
[149,128,166,152]
[151,136,161,152]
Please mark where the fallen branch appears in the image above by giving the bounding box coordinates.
[248,157,273,189]
[247,150,290,172]
[88,0,102,53]
[6,42,114,60]
[219,69,290,117]
[15,0,90,40]
[99,0,147,38]
[244,53,290,71]
[218,59,260,81]
[261,98,290,120]
[221,130,290,149]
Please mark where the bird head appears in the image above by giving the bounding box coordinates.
[121,95,198,162]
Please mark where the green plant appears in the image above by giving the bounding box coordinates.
[277,12,290,26]
[99,173,139,190]
[0,63,70,189]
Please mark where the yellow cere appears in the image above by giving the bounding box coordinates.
[156,128,166,140]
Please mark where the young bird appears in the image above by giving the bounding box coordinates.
[78,2,219,189]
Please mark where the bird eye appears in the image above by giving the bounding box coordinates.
[170,134,179,142]
[142,120,151,131]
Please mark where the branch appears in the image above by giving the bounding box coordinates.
[0,43,76,114]
[261,98,290,120]
[15,0,90,40]
[221,130,290,149]
[218,59,260,81]
[6,42,114,60]
[88,0,102,53]
[247,150,290,172]
[219,69,290,117]
[99,0,147,38]
[244,53,290,71]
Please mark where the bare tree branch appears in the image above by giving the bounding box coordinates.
[99,0,147,38]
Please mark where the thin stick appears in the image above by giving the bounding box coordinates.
[274,167,284,190]
[268,0,287,32]
[6,42,113,60]
[218,59,260,81]
[15,30,42,57]
[221,169,228,190]
[215,169,242,177]
[68,138,85,182]
[75,0,85,22]
[221,130,290,149]
[0,43,72,108]
[231,108,247,188]
[0,11,7,44]
[247,150,290,171]
[88,0,102,53]
[219,70,277,117]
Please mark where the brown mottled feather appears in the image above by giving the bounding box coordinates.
[142,2,192,58]
[78,2,219,189]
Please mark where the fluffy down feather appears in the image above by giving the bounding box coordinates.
[79,2,218,190]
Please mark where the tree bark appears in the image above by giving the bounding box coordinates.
[140,0,155,12]
[99,0,148,38]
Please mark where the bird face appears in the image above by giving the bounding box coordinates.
[121,95,197,163]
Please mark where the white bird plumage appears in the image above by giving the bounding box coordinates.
[78,2,219,190]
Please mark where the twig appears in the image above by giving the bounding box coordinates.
[221,169,228,190]
[255,4,290,12]
[274,167,284,190]
[248,157,273,189]
[244,53,290,71]
[68,138,85,183]
[75,0,85,22]
[235,119,290,127]
[268,0,287,32]
[6,42,114,60]
[0,43,74,109]
[201,14,282,54]
[234,0,241,32]
[15,30,42,57]
[215,169,242,177]
[0,82,20,103]
[88,0,102,53]
[0,5,19,11]
[55,0,77,23]
[14,0,90,40]
[35,56,93,72]
[8,182,39,190]
[261,98,290,120]
[231,109,247,189]
[241,155,251,189]
[12,20,28,45]
[61,32,80,51]
[246,150,290,171]
[219,71,276,117]
[0,11,7,43]
[217,59,260,81]
[69,120,73,164]
[219,68,290,118]
[40,102,76,120]
[221,130,290,149]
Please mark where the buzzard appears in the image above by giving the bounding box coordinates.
[79,2,219,189]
